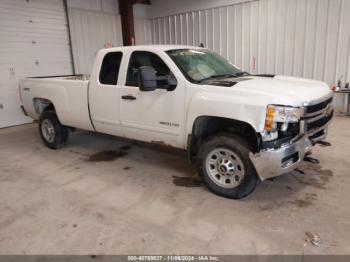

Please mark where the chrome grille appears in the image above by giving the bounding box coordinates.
[307,110,333,133]
[305,97,332,116]
[302,95,334,142]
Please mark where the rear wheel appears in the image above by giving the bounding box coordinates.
[196,135,258,199]
[39,111,68,149]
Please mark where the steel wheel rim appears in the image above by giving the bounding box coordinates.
[41,119,55,143]
[205,148,245,189]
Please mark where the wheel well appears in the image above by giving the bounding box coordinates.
[33,98,55,115]
[188,116,261,162]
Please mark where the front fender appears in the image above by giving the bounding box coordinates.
[185,92,267,137]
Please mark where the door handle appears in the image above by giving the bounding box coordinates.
[122,95,136,100]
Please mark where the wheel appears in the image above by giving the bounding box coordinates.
[39,111,69,149]
[196,134,258,199]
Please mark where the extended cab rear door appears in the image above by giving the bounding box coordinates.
[118,49,186,148]
[88,51,124,136]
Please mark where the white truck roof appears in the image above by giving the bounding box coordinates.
[99,44,204,53]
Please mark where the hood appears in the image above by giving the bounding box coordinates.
[207,75,332,106]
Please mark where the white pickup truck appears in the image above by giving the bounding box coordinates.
[19,45,334,199]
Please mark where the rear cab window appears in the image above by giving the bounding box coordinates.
[99,52,123,85]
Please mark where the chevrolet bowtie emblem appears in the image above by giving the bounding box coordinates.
[324,104,332,117]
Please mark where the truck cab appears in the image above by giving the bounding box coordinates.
[89,46,188,148]
[19,45,334,199]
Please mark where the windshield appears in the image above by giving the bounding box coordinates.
[166,49,244,83]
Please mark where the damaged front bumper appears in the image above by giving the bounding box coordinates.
[249,135,313,181]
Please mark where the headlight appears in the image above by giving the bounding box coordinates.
[264,105,301,132]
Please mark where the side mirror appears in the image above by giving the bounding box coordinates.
[138,66,157,91]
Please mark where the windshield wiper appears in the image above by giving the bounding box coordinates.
[199,72,250,83]
[199,74,236,82]
[233,71,250,77]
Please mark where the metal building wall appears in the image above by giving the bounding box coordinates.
[0,0,73,128]
[151,0,350,91]
[67,2,152,74]
[67,8,123,74]
[135,18,153,45]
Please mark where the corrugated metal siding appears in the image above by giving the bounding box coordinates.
[68,8,152,75]
[135,17,153,45]
[151,0,350,90]
[67,0,119,14]
[0,0,73,128]
[68,8,123,74]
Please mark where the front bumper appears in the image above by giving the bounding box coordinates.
[249,135,313,180]
[251,94,334,180]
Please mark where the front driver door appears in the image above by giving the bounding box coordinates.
[119,51,185,148]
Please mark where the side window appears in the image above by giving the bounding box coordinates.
[99,52,123,85]
[126,51,174,86]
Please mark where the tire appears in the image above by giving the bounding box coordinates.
[39,111,69,149]
[196,134,258,199]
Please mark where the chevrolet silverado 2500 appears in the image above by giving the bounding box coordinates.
[19,45,334,199]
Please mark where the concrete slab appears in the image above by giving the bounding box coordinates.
[0,116,349,254]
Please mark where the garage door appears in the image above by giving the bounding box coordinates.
[0,0,73,128]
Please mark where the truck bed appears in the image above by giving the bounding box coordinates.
[27,74,90,81]
[19,75,94,131]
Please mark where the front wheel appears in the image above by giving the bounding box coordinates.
[39,111,69,149]
[196,135,258,199]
